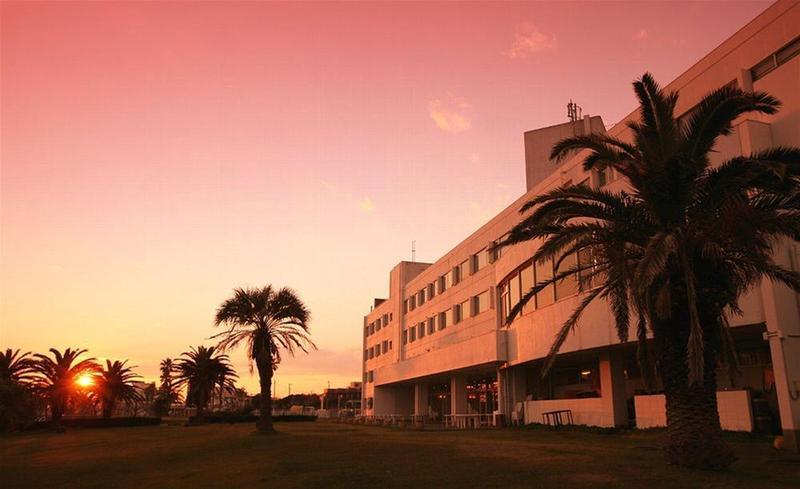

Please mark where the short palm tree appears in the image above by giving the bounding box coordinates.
[95,360,142,418]
[31,348,100,429]
[173,346,236,423]
[0,349,36,385]
[213,286,315,432]
[498,73,800,469]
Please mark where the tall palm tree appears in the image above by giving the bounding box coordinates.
[498,73,800,470]
[157,358,180,402]
[173,346,236,423]
[95,360,143,418]
[213,286,315,432]
[30,348,100,429]
[0,349,36,385]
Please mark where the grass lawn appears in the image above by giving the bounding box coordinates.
[2,421,799,488]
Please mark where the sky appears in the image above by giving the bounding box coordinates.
[1,1,771,395]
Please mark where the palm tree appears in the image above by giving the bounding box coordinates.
[30,348,100,429]
[497,73,800,469]
[173,346,236,423]
[213,286,315,432]
[0,349,36,385]
[95,360,142,418]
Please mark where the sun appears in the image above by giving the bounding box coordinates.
[75,373,95,388]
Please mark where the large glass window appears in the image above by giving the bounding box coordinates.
[555,253,579,300]
[519,262,535,314]
[535,258,555,308]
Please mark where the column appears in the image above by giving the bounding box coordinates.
[450,375,468,415]
[599,352,628,427]
[761,248,800,451]
[414,382,429,417]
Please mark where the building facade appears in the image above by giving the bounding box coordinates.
[361,0,800,448]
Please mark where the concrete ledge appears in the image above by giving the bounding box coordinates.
[375,329,507,385]
[634,390,754,432]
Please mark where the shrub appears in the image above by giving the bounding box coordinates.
[28,416,161,430]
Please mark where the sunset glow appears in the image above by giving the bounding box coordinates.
[75,373,95,388]
[0,1,772,394]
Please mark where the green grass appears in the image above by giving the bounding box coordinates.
[2,421,798,488]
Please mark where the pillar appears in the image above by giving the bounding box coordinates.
[450,375,468,415]
[414,383,429,417]
[599,352,628,427]
[761,248,800,451]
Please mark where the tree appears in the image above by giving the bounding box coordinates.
[0,349,36,385]
[213,286,315,432]
[153,358,180,416]
[0,349,38,431]
[95,360,142,418]
[173,346,236,424]
[30,348,100,430]
[497,73,800,469]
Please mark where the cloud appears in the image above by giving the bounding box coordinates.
[428,92,473,133]
[356,197,376,214]
[632,29,648,41]
[505,23,556,58]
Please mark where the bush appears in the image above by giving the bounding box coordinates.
[0,382,40,432]
[29,417,162,430]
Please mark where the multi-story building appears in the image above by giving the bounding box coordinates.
[361,0,800,449]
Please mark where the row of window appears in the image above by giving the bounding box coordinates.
[498,248,600,322]
[751,35,800,82]
[402,290,491,345]
[364,339,393,361]
[365,312,393,338]
[403,245,503,314]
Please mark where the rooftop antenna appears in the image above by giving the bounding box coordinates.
[567,99,582,122]
[411,240,416,262]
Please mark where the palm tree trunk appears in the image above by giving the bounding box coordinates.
[660,330,735,469]
[255,353,274,433]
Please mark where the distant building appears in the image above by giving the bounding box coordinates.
[320,382,362,416]
[361,1,800,449]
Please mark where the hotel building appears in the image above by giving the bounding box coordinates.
[361,1,800,448]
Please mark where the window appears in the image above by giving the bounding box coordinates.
[364,326,369,338]
[410,327,416,342]
[535,258,555,308]
[596,169,607,188]
[383,313,389,325]
[427,283,435,300]
[519,262,535,314]
[390,313,393,321]
[375,319,381,332]
[555,253,579,300]
[454,259,469,284]
[402,329,408,345]
[382,340,388,353]
[418,289,426,306]
[427,317,435,335]
[375,345,380,357]
[438,311,447,330]
[473,290,490,315]
[369,323,375,335]
[366,397,373,409]
[388,340,393,350]
[751,36,800,81]
[418,322,425,339]
[369,347,374,359]
[445,307,454,326]
[363,349,368,361]
[472,248,489,273]
[403,300,409,313]
[439,273,451,293]
[368,371,374,383]
[578,247,600,291]
[451,267,459,286]
[410,295,416,310]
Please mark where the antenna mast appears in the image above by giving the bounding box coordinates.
[567,99,582,122]
[411,240,416,262]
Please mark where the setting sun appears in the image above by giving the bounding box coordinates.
[75,373,95,388]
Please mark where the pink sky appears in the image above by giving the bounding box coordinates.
[1,1,770,394]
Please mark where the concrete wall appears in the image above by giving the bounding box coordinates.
[634,391,754,432]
